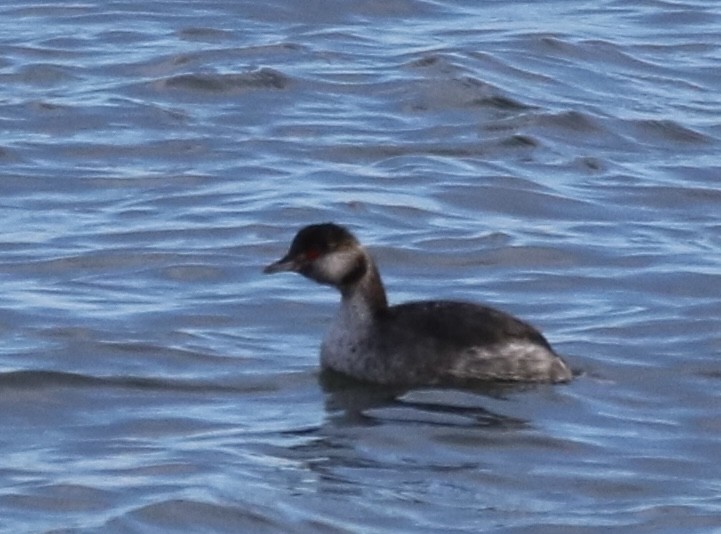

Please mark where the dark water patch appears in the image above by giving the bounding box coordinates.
[404,54,534,115]
[373,398,528,430]
[630,2,721,27]
[157,67,290,94]
[414,231,513,254]
[536,110,604,133]
[401,75,532,115]
[436,180,597,221]
[0,369,283,395]
[483,94,532,111]
[496,133,538,149]
[491,110,637,158]
[176,27,235,43]
[1,484,114,514]
[60,138,211,162]
[657,164,721,187]
[10,63,79,86]
[124,43,303,80]
[27,99,66,113]
[0,145,21,162]
[630,118,712,145]
[319,375,531,430]
[114,499,285,533]
[4,249,186,278]
[610,184,721,215]
[159,263,225,283]
[2,4,93,17]
[1,43,86,63]
[322,142,484,161]
[407,54,446,69]
[96,29,158,46]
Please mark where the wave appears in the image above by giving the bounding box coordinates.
[155,67,290,94]
[0,369,270,393]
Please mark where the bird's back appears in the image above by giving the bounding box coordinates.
[367,300,571,385]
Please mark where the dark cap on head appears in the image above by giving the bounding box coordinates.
[263,223,358,274]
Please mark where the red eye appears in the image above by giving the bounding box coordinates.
[305,248,320,261]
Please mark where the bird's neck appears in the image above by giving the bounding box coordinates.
[339,252,388,317]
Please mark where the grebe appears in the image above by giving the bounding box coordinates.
[264,223,572,386]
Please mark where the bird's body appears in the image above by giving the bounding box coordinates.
[264,223,572,386]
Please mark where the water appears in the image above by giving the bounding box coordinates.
[1,0,721,531]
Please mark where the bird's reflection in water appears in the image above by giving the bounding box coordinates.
[277,371,546,496]
[319,370,531,429]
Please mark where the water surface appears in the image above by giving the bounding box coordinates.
[1,0,721,531]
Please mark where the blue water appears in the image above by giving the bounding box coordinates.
[1,1,721,531]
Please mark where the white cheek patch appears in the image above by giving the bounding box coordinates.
[318,249,359,281]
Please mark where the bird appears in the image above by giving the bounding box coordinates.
[264,223,572,387]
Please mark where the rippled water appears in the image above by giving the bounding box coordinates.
[2,0,721,531]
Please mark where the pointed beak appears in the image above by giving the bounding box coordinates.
[263,253,297,274]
